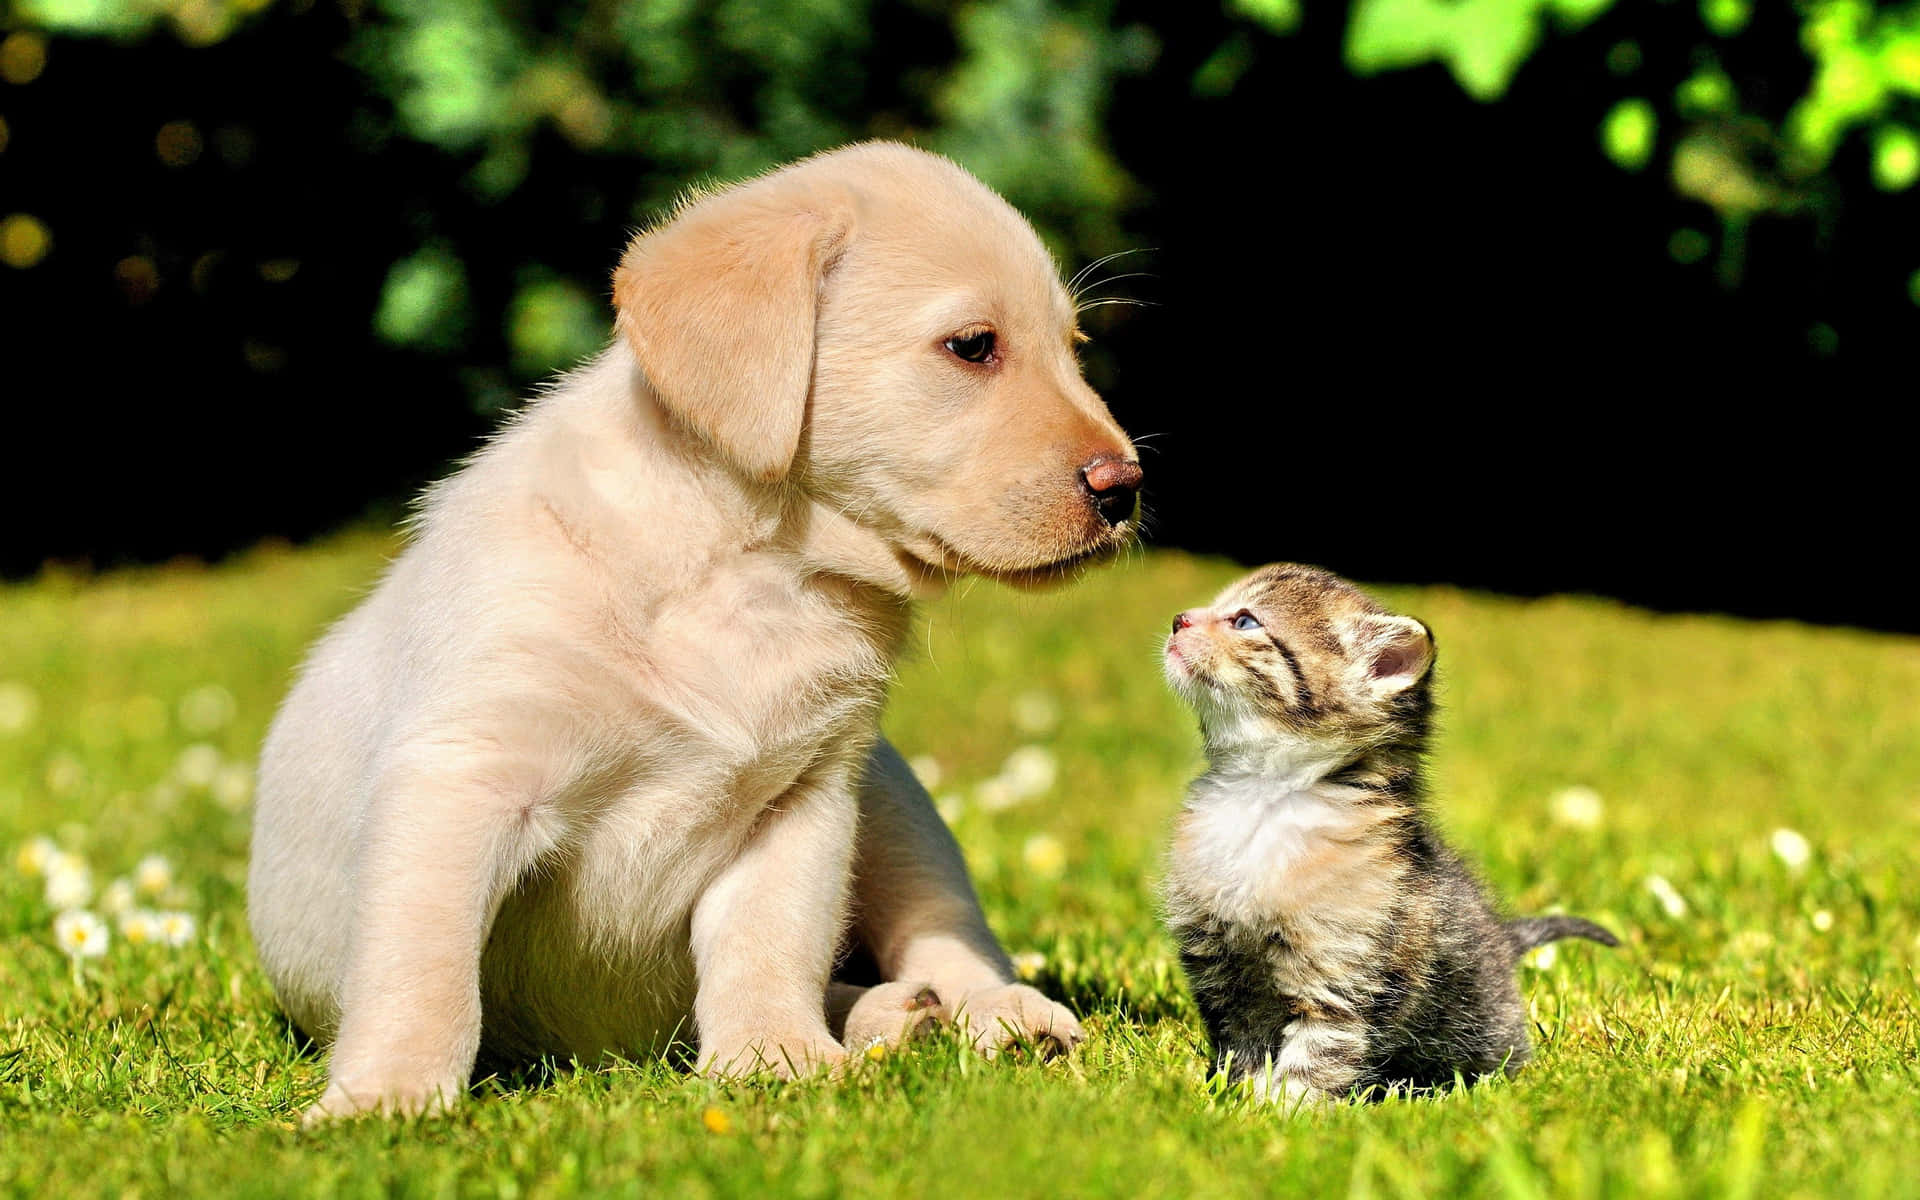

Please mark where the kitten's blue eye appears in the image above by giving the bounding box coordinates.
[1232,611,1261,631]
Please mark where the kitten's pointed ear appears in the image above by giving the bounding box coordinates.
[612,176,854,483]
[1357,615,1434,695]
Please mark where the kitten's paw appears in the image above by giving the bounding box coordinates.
[838,980,947,1053]
[946,983,1085,1058]
[300,1074,461,1126]
[698,1031,848,1081]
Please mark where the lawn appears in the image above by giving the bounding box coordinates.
[2,531,1917,1198]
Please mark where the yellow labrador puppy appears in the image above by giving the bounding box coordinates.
[249,141,1141,1122]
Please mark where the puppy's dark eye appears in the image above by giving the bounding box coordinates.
[1231,611,1261,631]
[945,329,996,364]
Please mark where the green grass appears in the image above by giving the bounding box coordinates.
[3,532,1918,1198]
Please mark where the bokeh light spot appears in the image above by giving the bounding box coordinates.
[1871,125,1919,191]
[0,32,48,85]
[1667,228,1711,265]
[242,340,287,372]
[171,0,233,47]
[1700,0,1749,37]
[1601,98,1656,171]
[0,212,51,268]
[113,254,161,304]
[155,120,203,167]
[258,258,299,282]
[508,278,603,377]
[1676,66,1735,116]
[375,246,469,349]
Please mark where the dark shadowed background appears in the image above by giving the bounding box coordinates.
[2,0,1914,628]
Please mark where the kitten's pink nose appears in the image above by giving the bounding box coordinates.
[1171,611,1194,633]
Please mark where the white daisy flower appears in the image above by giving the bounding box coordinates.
[907,755,943,791]
[975,776,1021,812]
[1770,828,1811,872]
[0,681,38,735]
[174,743,222,789]
[1523,943,1559,971]
[15,835,59,877]
[1011,950,1047,980]
[1001,745,1058,800]
[1021,833,1067,880]
[211,763,254,811]
[120,909,160,946]
[156,911,197,948]
[1810,909,1833,933]
[1549,786,1604,830]
[177,684,237,734]
[1645,874,1688,918]
[1730,929,1774,959]
[100,877,138,916]
[45,858,93,909]
[44,754,86,796]
[1010,690,1060,736]
[134,854,173,897]
[53,910,109,958]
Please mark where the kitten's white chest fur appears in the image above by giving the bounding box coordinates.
[1166,772,1361,930]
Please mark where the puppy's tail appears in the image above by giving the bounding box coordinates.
[1505,914,1619,958]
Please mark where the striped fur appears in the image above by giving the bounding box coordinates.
[1161,564,1616,1102]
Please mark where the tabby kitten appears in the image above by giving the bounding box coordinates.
[1161,564,1616,1104]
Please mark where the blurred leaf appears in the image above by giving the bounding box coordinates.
[1347,0,1616,102]
[933,0,1151,256]
[1229,0,1299,36]
[1601,98,1657,171]
[1193,34,1255,97]
[1871,124,1919,190]
[1700,0,1751,39]
[1675,65,1736,118]
[507,278,603,378]
[374,246,468,351]
[1668,228,1712,265]
[17,0,161,37]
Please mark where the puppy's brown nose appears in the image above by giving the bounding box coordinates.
[1081,457,1142,526]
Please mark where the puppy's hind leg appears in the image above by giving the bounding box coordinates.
[306,747,559,1125]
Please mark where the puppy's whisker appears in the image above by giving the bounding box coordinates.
[1066,247,1154,296]
[1075,297,1158,314]
[1070,270,1159,304]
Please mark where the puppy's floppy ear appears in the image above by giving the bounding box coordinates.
[612,178,853,482]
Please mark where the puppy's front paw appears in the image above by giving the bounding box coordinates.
[838,980,947,1053]
[301,1074,461,1127]
[947,983,1085,1059]
[698,1031,848,1081]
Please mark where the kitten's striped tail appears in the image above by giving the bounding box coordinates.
[1505,915,1619,957]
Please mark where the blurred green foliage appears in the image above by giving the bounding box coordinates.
[15,0,1919,394]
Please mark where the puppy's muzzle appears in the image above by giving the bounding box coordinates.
[1080,457,1142,527]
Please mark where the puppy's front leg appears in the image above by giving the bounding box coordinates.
[308,751,552,1124]
[851,740,1085,1056]
[692,759,859,1078]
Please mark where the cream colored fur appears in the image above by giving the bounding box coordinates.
[249,142,1135,1123]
